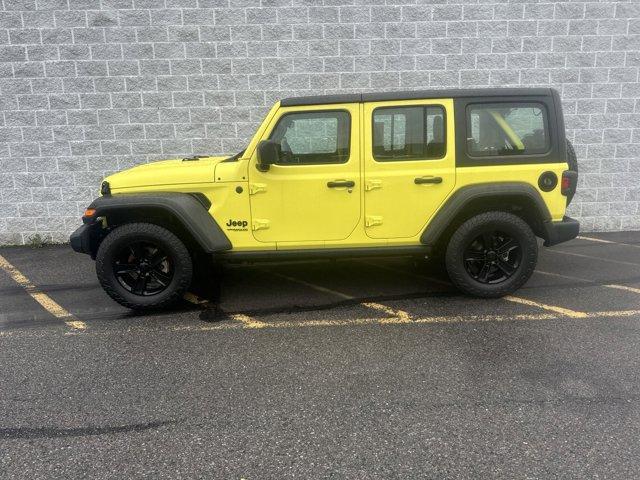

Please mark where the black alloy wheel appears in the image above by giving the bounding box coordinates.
[96,223,193,310]
[113,241,174,296]
[463,231,521,284]
[445,211,538,298]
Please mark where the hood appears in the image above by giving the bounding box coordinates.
[104,156,229,191]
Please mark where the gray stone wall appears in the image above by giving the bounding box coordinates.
[1,0,639,244]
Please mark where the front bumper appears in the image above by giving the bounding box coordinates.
[70,224,93,255]
[542,216,580,247]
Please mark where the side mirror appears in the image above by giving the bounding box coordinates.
[256,140,279,172]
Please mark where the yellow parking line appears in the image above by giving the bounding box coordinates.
[230,313,267,329]
[362,302,412,323]
[177,308,640,332]
[182,291,267,328]
[4,308,640,337]
[266,313,554,328]
[503,295,588,318]
[604,284,640,295]
[171,312,557,332]
[0,254,87,331]
[253,309,637,330]
[591,309,640,318]
[182,292,209,305]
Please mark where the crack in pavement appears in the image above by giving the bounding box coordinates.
[0,419,176,440]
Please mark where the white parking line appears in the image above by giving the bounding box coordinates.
[535,270,640,297]
[365,259,640,299]
[547,248,640,267]
[268,270,354,300]
[604,284,640,295]
[266,269,415,320]
[263,257,637,329]
[361,260,591,318]
[534,269,592,283]
[578,236,640,249]
[577,236,615,244]
[358,259,452,287]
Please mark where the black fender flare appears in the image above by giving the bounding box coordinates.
[420,182,552,247]
[86,192,232,253]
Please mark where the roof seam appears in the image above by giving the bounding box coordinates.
[280,88,554,107]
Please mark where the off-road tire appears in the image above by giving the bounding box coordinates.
[445,211,537,298]
[96,223,193,310]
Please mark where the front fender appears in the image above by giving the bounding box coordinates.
[71,192,232,255]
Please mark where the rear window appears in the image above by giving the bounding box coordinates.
[372,105,446,161]
[467,103,549,157]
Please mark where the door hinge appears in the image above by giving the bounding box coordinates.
[365,179,382,191]
[252,219,270,231]
[365,215,383,227]
[249,183,267,195]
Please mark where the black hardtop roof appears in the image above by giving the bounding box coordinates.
[281,88,556,107]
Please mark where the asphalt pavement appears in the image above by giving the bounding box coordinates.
[1,232,640,479]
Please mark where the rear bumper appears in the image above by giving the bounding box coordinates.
[542,216,580,247]
[70,224,93,255]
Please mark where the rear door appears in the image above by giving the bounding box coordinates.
[363,99,456,239]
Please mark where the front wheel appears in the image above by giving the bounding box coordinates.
[96,223,193,310]
[445,212,537,298]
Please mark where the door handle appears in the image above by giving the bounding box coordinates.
[414,176,442,185]
[327,180,355,188]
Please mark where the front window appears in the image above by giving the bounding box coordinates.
[467,103,550,157]
[372,105,446,161]
[269,110,350,165]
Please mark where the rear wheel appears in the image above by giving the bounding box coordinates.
[445,212,537,298]
[96,223,193,310]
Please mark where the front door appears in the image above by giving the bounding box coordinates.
[363,99,456,239]
[249,104,361,245]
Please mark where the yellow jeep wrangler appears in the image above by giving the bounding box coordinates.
[71,88,579,310]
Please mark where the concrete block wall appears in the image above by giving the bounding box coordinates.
[0,0,639,244]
